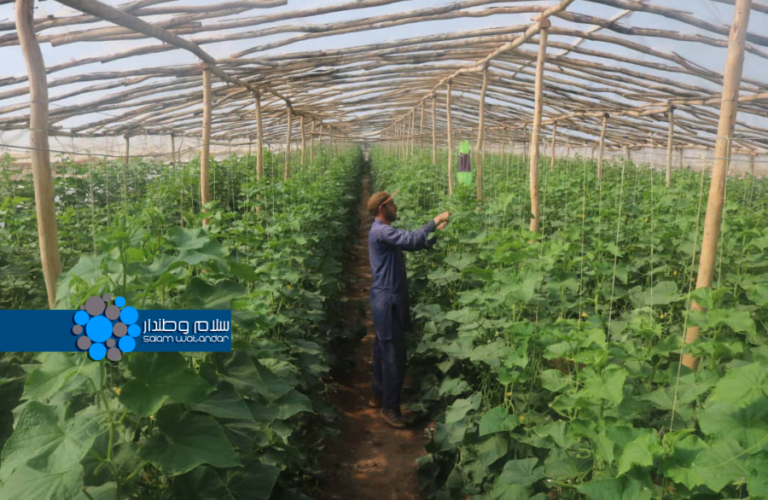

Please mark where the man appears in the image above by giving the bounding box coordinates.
[366,190,450,428]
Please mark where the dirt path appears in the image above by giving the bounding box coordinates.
[316,173,427,500]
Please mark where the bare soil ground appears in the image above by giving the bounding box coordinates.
[315,173,428,500]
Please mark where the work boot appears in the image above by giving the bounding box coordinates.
[367,395,382,409]
[380,408,409,428]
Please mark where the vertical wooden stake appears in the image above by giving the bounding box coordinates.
[476,66,489,201]
[300,115,306,166]
[679,147,684,170]
[16,0,61,308]
[623,144,629,163]
[410,110,415,156]
[749,152,756,177]
[592,113,609,180]
[124,136,130,165]
[431,95,437,165]
[597,114,607,180]
[200,68,212,224]
[310,121,315,164]
[446,83,454,195]
[419,104,425,152]
[284,105,292,180]
[683,0,752,370]
[254,90,264,180]
[549,121,557,171]
[529,23,549,232]
[666,107,675,187]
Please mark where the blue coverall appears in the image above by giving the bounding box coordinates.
[368,218,437,412]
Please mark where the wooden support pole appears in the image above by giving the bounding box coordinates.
[623,144,629,163]
[529,22,549,231]
[683,0,752,371]
[254,90,264,180]
[549,121,557,171]
[16,0,61,309]
[124,136,130,165]
[446,82,454,195]
[476,66,489,201]
[597,114,607,180]
[300,115,306,166]
[285,105,292,180]
[431,95,437,165]
[410,109,415,156]
[310,120,315,164]
[419,104,425,152]
[679,147,684,169]
[666,107,675,187]
[200,68,212,224]
[749,151,756,176]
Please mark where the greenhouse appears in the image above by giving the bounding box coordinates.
[0,0,767,499]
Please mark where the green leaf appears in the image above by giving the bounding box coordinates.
[438,377,471,397]
[138,404,241,476]
[172,466,236,500]
[582,365,628,405]
[498,458,544,486]
[747,454,768,496]
[23,353,98,402]
[169,226,208,250]
[711,362,768,407]
[227,460,280,500]
[0,465,83,500]
[490,483,528,500]
[540,369,570,393]
[119,353,211,417]
[445,393,481,424]
[665,435,708,488]
[75,483,117,500]
[476,434,508,467]
[478,406,519,436]
[698,400,768,449]
[189,382,253,420]
[577,477,652,500]
[630,281,680,307]
[691,439,749,493]
[0,403,105,482]
[268,389,313,420]
[617,431,660,476]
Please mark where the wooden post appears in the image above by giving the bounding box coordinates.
[549,121,557,171]
[254,90,263,180]
[597,114,607,180]
[529,22,549,232]
[284,105,292,180]
[683,0,752,370]
[431,95,437,165]
[446,83,454,195]
[419,104,425,152]
[476,66,489,201]
[666,107,675,187]
[623,144,629,163]
[200,68,212,223]
[749,152,756,177]
[410,110,415,156]
[124,136,130,165]
[310,121,315,164]
[16,0,61,308]
[679,147,684,170]
[300,115,306,166]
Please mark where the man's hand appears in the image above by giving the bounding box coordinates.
[434,211,451,227]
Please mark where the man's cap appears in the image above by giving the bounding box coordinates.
[367,190,398,216]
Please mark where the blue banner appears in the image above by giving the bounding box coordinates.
[0,304,231,361]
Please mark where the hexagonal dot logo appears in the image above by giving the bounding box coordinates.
[72,294,140,361]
